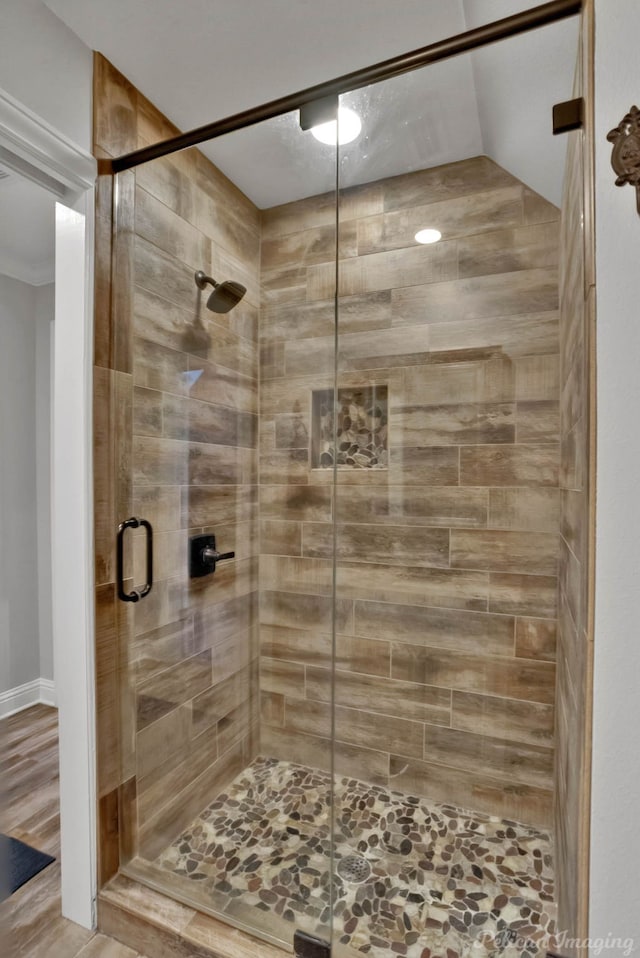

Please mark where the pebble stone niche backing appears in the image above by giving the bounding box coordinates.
[311,386,388,469]
[155,758,556,958]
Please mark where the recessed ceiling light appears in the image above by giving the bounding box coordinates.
[415,228,442,244]
[312,107,362,146]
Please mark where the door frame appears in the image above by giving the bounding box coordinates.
[0,87,97,928]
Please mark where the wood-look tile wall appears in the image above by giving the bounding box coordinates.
[259,157,561,826]
[93,55,260,880]
[555,10,595,947]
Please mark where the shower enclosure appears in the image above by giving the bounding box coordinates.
[93,4,593,956]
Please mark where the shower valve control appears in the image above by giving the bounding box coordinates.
[189,534,235,578]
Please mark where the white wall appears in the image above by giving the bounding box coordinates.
[0,0,92,151]
[590,0,640,950]
[0,275,40,692]
[36,284,55,682]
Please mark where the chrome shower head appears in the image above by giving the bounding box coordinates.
[194,270,246,313]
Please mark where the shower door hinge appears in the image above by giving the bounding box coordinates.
[552,97,584,135]
[293,930,331,958]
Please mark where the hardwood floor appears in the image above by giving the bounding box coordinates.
[1,704,148,957]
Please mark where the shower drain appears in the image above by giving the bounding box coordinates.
[337,854,371,884]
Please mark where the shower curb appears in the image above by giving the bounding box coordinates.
[98,873,285,958]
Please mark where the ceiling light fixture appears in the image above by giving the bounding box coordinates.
[415,228,442,244]
[311,107,362,146]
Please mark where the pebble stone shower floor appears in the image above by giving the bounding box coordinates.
[154,757,556,958]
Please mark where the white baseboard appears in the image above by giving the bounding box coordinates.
[0,677,58,718]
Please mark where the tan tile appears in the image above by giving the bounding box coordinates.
[274,412,310,449]
[261,220,355,271]
[450,529,558,576]
[391,402,516,446]
[515,354,560,401]
[335,635,391,677]
[517,400,560,443]
[192,591,258,651]
[303,521,450,569]
[423,724,553,789]
[210,628,254,687]
[358,185,524,255]
[260,449,309,486]
[260,555,332,596]
[136,650,212,731]
[133,386,163,438]
[187,356,257,414]
[306,666,451,726]
[260,484,332,522]
[516,617,557,661]
[135,185,209,270]
[261,191,336,240]
[137,724,218,822]
[523,188,559,225]
[260,657,306,699]
[460,444,559,487]
[391,270,558,326]
[283,324,432,376]
[354,601,514,656]
[259,624,331,668]
[261,299,335,344]
[138,740,245,858]
[188,442,256,486]
[136,704,191,779]
[93,55,138,156]
[286,698,424,760]
[337,485,487,528]
[403,354,515,405]
[489,573,558,618]
[260,590,352,634]
[388,446,459,485]
[336,560,489,612]
[389,755,552,826]
[560,487,588,564]
[194,190,260,275]
[451,690,555,747]
[162,394,256,448]
[133,437,188,486]
[381,156,517,212]
[135,152,197,224]
[260,690,285,727]
[260,724,331,771]
[131,617,195,685]
[260,519,302,556]
[307,241,458,301]
[489,488,560,532]
[132,486,181,533]
[191,668,249,737]
[391,644,555,704]
[180,484,256,527]
[458,221,559,279]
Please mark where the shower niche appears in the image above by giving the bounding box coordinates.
[311,385,388,469]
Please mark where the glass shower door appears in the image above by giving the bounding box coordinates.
[109,103,340,951]
[328,32,573,958]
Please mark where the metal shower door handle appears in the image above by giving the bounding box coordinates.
[117,517,153,602]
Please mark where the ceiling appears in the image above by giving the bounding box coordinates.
[43,0,578,208]
[0,169,55,285]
